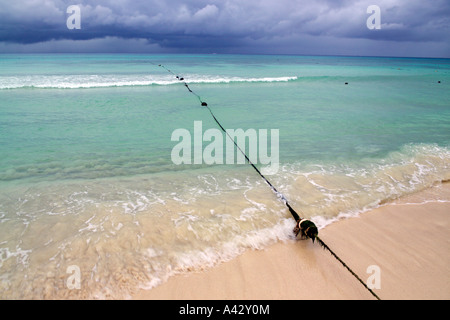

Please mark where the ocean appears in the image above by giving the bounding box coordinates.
[0,54,449,299]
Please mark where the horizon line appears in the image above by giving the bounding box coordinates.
[0,52,449,60]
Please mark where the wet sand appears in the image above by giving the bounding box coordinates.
[133,183,450,300]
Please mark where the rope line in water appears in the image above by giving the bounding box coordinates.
[153,63,381,300]
[156,64,300,220]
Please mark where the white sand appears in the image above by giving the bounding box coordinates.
[133,183,450,300]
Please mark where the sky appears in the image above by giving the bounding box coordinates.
[0,0,449,57]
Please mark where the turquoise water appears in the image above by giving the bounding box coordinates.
[0,54,449,299]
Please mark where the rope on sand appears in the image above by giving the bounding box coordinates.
[316,236,381,300]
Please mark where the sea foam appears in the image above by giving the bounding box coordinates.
[0,74,298,89]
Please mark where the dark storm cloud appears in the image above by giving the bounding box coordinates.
[0,0,449,56]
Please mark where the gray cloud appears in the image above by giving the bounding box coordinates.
[0,0,449,57]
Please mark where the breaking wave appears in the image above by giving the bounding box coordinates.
[0,74,298,89]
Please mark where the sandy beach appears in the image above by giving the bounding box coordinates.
[133,182,450,300]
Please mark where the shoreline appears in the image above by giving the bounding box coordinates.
[132,182,450,300]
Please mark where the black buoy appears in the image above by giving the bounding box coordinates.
[201,102,208,106]
[345,82,348,85]
[438,81,441,83]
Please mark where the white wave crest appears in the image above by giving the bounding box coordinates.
[0,74,298,89]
